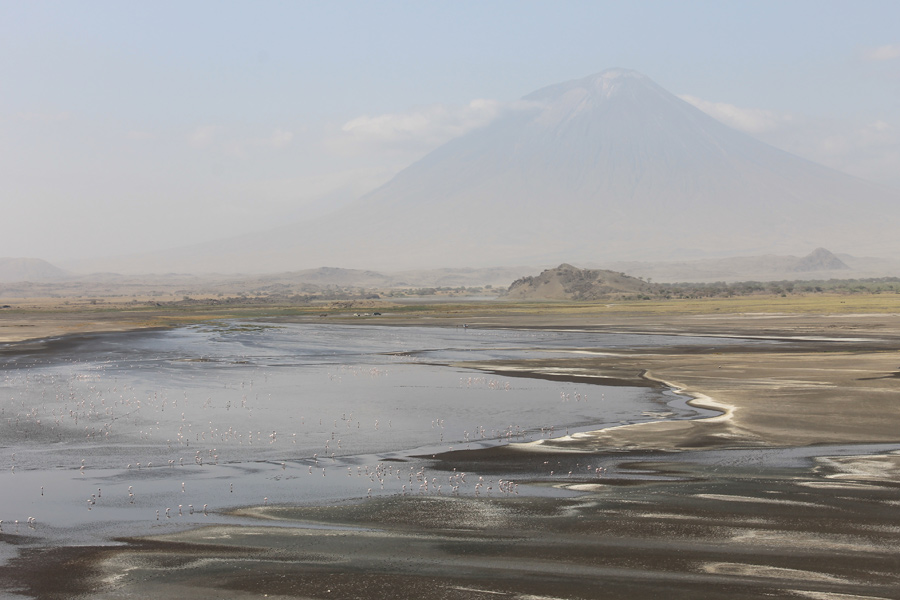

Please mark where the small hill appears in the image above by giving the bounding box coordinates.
[793,248,849,272]
[507,264,657,300]
[0,257,68,283]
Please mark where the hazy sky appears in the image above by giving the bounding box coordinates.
[2,1,899,262]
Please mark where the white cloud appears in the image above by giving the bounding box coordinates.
[810,119,899,180]
[267,128,293,149]
[335,99,542,158]
[340,99,505,147]
[679,95,793,133]
[682,94,900,188]
[188,125,219,148]
[821,120,893,153]
[765,119,900,188]
[321,99,540,197]
[863,44,900,61]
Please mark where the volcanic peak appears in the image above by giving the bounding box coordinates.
[524,68,650,103]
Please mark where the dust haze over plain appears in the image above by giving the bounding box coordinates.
[2,2,900,274]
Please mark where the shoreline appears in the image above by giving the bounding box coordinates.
[526,371,737,450]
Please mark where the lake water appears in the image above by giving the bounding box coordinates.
[0,322,748,548]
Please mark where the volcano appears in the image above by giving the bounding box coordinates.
[78,69,900,274]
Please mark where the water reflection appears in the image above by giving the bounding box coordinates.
[0,323,744,547]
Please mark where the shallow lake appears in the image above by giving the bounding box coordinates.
[0,322,750,547]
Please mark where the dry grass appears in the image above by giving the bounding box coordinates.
[2,293,898,345]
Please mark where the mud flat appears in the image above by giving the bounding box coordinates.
[2,305,900,599]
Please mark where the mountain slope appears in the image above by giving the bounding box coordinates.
[67,69,900,274]
[0,257,68,283]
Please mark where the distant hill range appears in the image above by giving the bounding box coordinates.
[63,68,900,276]
[5,249,897,303]
[507,264,657,300]
[0,264,531,299]
[0,258,68,283]
[603,248,887,283]
[285,266,529,289]
[504,251,879,301]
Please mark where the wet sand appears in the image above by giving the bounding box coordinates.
[0,301,205,346]
[2,305,900,599]
[465,343,900,450]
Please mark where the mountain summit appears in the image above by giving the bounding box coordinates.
[75,69,900,274]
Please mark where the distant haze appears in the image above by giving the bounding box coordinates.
[64,69,900,275]
[2,3,899,266]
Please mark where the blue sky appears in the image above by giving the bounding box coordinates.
[2,1,899,261]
